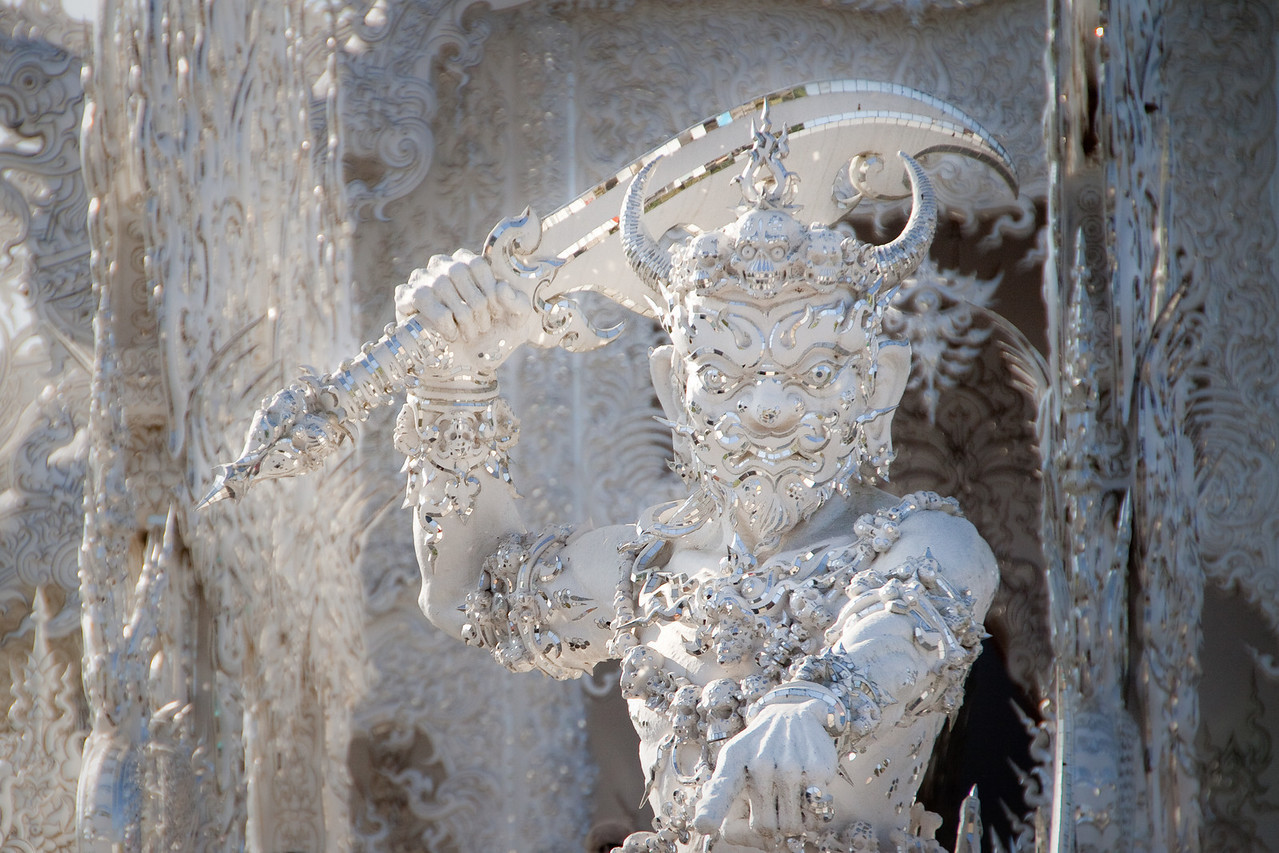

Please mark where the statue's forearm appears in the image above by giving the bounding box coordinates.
[439,513,630,680]
[202,223,626,677]
[397,376,527,632]
[401,379,624,678]
[415,480,525,638]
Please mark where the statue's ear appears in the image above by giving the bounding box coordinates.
[863,339,911,459]
[649,344,681,420]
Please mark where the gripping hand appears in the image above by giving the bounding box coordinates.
[396,210,621,375]
[201,209,618,509]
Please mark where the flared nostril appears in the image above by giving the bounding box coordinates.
[742,382,808,432]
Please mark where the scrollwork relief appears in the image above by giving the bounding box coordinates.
[1167,1,1279,640]
[0,28,90,348]
[339,0,519,220]
[1199,676,1279,851]
[0,22,92,637]
[884,259,998,426]
[1159,0,1279,845]
[353,612,595,852]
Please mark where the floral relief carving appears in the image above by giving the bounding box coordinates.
[884,259,999,425]
[339,0,516,220]
[0,21,93,639]
[1167,1,1279,637]
[353,612,594,852]
[1160,1,1279,845]
[0,29,91,347]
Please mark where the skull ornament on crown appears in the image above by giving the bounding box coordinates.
[622,108,937,553]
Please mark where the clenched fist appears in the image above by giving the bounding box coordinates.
[395,249,539,371]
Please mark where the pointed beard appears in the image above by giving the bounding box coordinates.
[715,469,834,553]
[645,465,843,552]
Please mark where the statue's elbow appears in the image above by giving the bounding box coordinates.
[417,582,467,639]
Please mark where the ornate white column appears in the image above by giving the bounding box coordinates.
[77,0,373,847]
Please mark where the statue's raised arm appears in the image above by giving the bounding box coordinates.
[204,83,1018,852]
[199,207,628,673]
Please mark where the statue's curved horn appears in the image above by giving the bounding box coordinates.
[871,153,937,286]
[620,157,672,294]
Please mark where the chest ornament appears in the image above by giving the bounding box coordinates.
[609,492,985,852]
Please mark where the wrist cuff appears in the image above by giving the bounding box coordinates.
[749,681,849,737]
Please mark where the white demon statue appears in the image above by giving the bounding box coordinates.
[206,109,999,852]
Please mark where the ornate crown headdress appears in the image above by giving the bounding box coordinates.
[620,105,938,322]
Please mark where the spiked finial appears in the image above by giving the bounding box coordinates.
[733,103,798,209]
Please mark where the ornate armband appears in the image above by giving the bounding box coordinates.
[838,547,984,722]
[460,525,593,680]
[393,379,519,536]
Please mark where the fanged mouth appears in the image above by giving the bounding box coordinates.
[722,441,824,473]
[696,413,841,475]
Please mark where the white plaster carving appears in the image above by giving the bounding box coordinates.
[1171,0,1279,844]
[885,259,999,425]
[1170,1,1279,658]
[1,0,1276,849]
[71,1,379,848]
[338,0,526,220]
[212,105,1012,851]
[351,609,595,852]
[1164,2,1279,846]
[0,590,84,851]
[0,2,90,57]
[0,17,91,637]
[332,10,607,844]
[1198,674,1279,850]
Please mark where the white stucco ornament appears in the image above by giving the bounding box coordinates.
[207,93,1009,852]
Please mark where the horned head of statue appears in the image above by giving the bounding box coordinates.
[620,105,937,342]
[620,108,939,549]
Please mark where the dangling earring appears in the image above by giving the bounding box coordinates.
[851,430,895,485]
[870,442,896,484]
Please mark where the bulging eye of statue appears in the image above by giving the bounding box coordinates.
[768,244,787,261]
[697,364,731,393]
[805,361,838,389]
[738,244,757,261]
